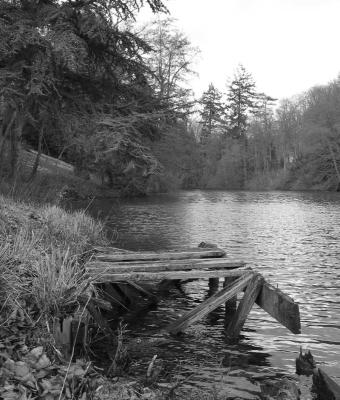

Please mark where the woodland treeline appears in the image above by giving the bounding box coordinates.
[1,0,340,194]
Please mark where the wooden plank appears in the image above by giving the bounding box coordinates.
[88,267,252,283]
[94,249,226,262]
[225,273,264,338]
[256,281,301,334]
[166,272,254,334]
[313,368,340,400]
[86,259,246,274]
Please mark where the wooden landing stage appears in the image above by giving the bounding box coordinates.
[87,245,301,338]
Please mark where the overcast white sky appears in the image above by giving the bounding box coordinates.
[138,0,340,100]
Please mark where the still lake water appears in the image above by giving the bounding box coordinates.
[75,190,340,398]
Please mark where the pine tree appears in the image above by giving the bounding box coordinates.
[226,65,260,140]
[225,65,263,183]
[199,83,226,141]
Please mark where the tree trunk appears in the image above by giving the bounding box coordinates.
[0,109,17,172]
[325,135,340,185]
[242,137,248,185]
[9,113,24,180]
[29,126,44,180]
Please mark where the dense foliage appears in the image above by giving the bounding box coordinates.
[0,0,173,193]
[1,1,339,194]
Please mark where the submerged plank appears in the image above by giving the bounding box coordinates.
[166,272,254,334]
[88,267,252,283]
[225,273,264,338]
[256,281,301,334]
[94,248,226,262]
[87,258,245,274]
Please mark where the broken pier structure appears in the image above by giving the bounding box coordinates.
[86,244,301,337]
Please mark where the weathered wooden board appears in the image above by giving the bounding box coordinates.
[225,273,264,338]
[166,272,254,334]
[313,368,340,400]
[94,248,226,262]
[256,281,301,334]
[87,258,246,274]
[88,267,252,283]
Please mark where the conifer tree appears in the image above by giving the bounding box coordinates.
[226,65,260,140]
[199,83,226,141]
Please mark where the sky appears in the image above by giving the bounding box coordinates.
[137,0,340,100]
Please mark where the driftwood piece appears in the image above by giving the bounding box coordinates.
[313,368,340,400]
[88,267,251,283]
[256,281,301,334]
[93,248,226,262]
[166,272,254,334]
[225,273,264,338]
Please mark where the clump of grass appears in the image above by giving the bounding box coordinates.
[0,228,40,310]
[30,247,92,317]
[40,204,106,254]
[0,193,107,327]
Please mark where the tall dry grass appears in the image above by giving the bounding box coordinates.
[0,193,107,323]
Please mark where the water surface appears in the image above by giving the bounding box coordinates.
[75,190,340,398]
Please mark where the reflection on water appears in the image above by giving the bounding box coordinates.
[71,190,340,397]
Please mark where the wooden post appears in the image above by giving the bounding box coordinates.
[53,317,73,359]
[225,274,264,338]
[208,277,219,295]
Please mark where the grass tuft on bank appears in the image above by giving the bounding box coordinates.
[0,193,107,323]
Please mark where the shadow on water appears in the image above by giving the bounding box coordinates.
[69,190,340,397]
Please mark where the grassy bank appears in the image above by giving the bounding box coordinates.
[0,193,110,399]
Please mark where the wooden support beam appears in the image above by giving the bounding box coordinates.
[87,259,246,274]
[166,272,254,334]
[256,281,301,334]
[101,283,127,308]
[225,273,264,338]
[88,267,251,283]
[313,368,340,400]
